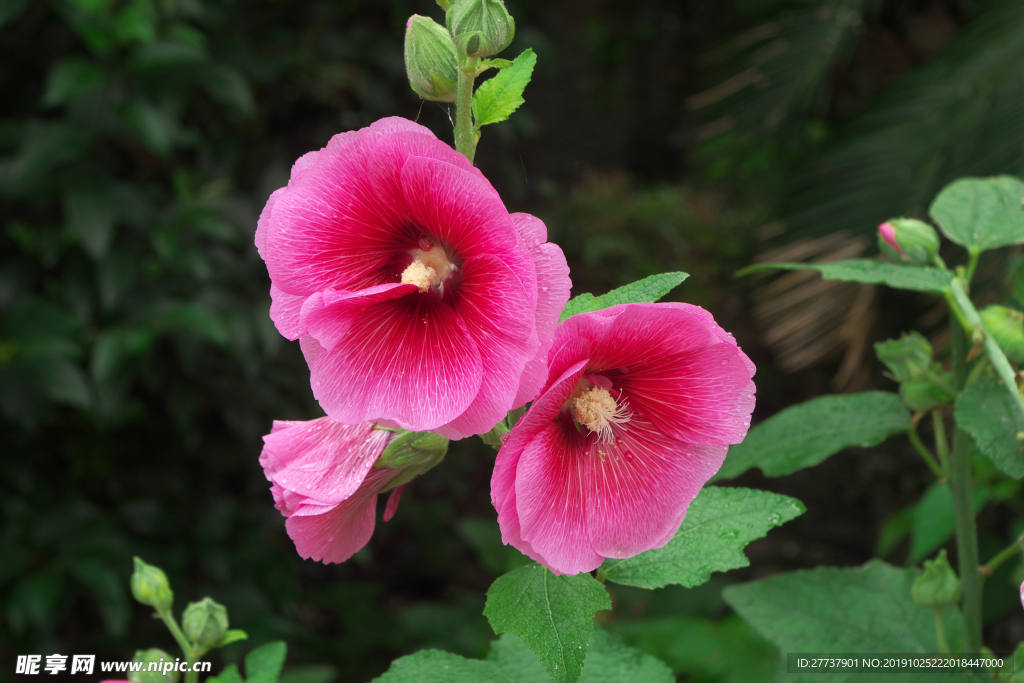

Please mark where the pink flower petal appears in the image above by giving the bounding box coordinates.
[300,282,417,351]
[285,488,377,564]
[259,418,390,505]
[269,283,309,341]
[307,295,483,431]
[383,483,406,522]
[583,416,728,558]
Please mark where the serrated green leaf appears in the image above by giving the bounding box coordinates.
[206,664,245,683]
[955,373,1024,479]
[575,627,675,683]
[484,564,611,683]
[929,176,1024,252]
[724,560,970,683]
[716,392,911,479]
[371,649,511,683]
[559,272,688,322]
[279,666,336,683]
[472,48,537,128]
[599,487,803,589]
[245,641,286,683]
[737,259,953,293]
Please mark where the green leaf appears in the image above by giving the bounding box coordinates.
[484,564,611,683]
[955,373,1024,478]
[42,57,105,107]
[199,65,256,116]
[599,487,804,589]
[724,560,968,683]
[457,517,532,576]
[715,392,911,479]
[737,260,953,293]
[906,482,992,565]
[559,272,688,321]
[371,649,511,683]
[122,101,174,158]
[206,664,245,683]
[245,641,287,683]
[929,176,1024,252]
[64,187,118,258]
[607,615,777,683]
[486,630,673,683]
[216,629,249,647]
[472,49,537,128]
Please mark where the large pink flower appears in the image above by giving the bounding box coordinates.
[259,417,441,564]
[255,117,570,439]
[491,303,756,575]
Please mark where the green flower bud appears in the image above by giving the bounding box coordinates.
[980,305,1024,364]
[877,218,940,265]
[446,0,515,59]
[128,648,179,683]
[182,597,229,650]
[875,332,933,383]
[912,549,961,608]
[404,15,460,102]
[376,430,448,473]
[130,557,173,611]
[899,367,955,411]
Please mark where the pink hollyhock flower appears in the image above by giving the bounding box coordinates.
[255,117,570,439]
[491,303,756,575]
[259,417,447,564]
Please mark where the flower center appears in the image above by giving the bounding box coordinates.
[571,385,631,443]
[401,240,456,294]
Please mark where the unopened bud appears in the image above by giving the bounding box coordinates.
[900,369,955,411]
[446,0,515,58]
[182,597,229,650]
[980,305,1024,364]
[912,549,961,608]
[128,649,179,683]
[878,218,940,265]
[405,15,460,102]
[130,557,173,611]
[875,332,933,382]
[375,430,449,472]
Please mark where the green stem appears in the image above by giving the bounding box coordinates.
[454,57,478,163]
[965,247,980,284]
[949,428,982,652]
[981,532,1024,576]
[931,410,950,477]
[907,426,944,478]
[924,368,959,400]
[933,607,950,654]
[157,609,198,683]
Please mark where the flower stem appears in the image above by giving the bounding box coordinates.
[931,410,950,476]
[949,427,982,652]
[965,247,980,284]
[157,608,198,683]
[907,426,944,479]
[981,532,1024,577]
[454,57,478,163]
[933,607,950,654]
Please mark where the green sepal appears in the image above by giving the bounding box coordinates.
[875,332,933,382]
[214,629,248,648]
[912,549,961,608]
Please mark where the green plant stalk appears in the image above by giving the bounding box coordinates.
[931,410,950,476]
[454,58,478,163]
[949,427,982,652]
[156,608,198,683]
[965,247,980,284]
[933,607,950,654]
[907,426,944,478]
[981,532,1024,576]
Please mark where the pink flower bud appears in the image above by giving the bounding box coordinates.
[878,222,906,258]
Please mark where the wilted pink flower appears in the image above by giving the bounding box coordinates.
[255,117,570,438]
[491,303,756,575]
[259,417,445,564]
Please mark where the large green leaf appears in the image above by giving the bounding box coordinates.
[559,272,688,321]
[472,49,537,129]
[245,641,287,683]
[724,560,969,683]
[372,650,512,683]
[737,260,952,293]
[929,176,1024,251]
[483,564,611,683]
[716,392,911,479]
[955,373,1024,478]
[599,487,804,589]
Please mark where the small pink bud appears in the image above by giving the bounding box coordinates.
[878,222,906,258]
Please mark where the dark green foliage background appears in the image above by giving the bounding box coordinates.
[2,0,1023,681]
